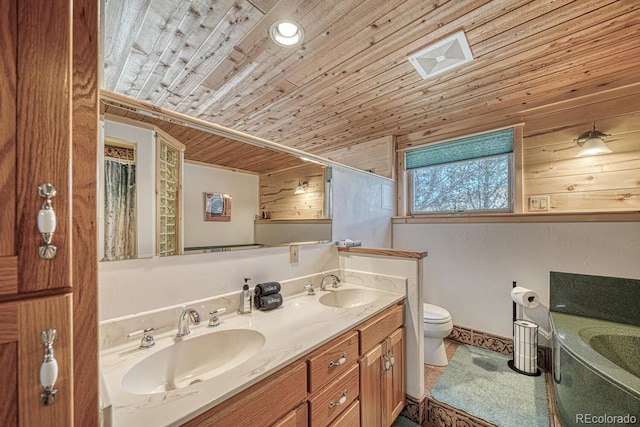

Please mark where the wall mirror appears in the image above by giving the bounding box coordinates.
[99,91,332,261]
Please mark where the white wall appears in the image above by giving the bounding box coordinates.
[99,243,338,320]
[255,222,332,245]
[100,120,156,259]
[331,166,393,248]
[183,162,258,248]
[393,222,640,342]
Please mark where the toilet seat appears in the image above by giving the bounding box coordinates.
[423,303,451,324]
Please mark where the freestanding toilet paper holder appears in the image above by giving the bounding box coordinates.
[508,281,542,376]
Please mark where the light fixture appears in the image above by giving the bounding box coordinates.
[269,21,304,47]
[575,123,612,157]
[294,181,308,195]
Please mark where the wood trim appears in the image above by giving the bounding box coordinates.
[392,211,640,224]
[255,218,332,225]
[513,124,524,214]
[0,257,18,296]
[72,0,99,423]
[337,247,428,259]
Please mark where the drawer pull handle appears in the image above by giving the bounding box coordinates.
[383,353,391,371]
[328,352,347,368]
[40,329,58,406]
[388,349,395,367]
[328,390,347,409]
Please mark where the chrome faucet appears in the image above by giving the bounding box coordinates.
[320,274,341,291]
[176,308,201,338]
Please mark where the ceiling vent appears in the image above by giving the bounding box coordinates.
[408,31,473,79]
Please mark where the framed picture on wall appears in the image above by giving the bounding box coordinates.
[204,192,232,222]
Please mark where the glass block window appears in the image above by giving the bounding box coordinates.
[157,138,181,256]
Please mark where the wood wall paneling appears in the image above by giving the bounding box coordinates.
[260,164,326,220]
[522,100,640,213]
[322,136,394,179]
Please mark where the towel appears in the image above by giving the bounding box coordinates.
[254,293,283,311]
[254,281,281,296]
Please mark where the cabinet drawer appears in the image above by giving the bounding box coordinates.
[358,303,404,354]
[308,363,359,427]
[329,400,360,427]
[307,330,358,393]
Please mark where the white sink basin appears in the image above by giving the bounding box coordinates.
[319,289,379,308]
[121,329,265,395]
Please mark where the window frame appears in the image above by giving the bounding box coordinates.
[405,129,516,216]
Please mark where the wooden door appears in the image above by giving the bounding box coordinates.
[383,328,405,426]
[359,343,383,427]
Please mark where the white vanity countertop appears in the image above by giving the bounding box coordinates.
[100,283,405,426]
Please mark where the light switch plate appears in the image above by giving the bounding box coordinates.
[529,195,550,211]
[289,245,299,263]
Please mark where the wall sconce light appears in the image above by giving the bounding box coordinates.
[294,181,308,195]
[575,123,611,157]
[269,21,304,47]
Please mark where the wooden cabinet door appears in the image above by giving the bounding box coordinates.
[0,0,18,297]
[0,295,73,427]
[383,328,405,426]
[359,343,383,427]
[0,0,72,299]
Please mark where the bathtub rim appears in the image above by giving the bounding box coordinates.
[550,312,640,399]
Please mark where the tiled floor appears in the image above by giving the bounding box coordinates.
[423,339,562,427]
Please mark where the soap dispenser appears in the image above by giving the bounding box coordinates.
[239,278,252,314]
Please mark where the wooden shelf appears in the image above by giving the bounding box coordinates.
[337,247,428,259]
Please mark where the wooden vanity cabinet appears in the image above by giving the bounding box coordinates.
[358,303,406,427]
[183,361,307,427]
[182,302,405,427]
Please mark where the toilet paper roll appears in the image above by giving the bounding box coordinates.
[510,286,539,308]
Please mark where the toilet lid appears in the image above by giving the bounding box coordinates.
[423,303,451,322]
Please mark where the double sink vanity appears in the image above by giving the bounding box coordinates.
[100,272,407,426]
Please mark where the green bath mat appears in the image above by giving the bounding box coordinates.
[431,345,549,427]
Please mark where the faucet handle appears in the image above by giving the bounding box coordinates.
[208,308,227,327]
[305,284,315,295]
[127,327,155,349]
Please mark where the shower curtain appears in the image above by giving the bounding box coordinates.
[104,158,137,260]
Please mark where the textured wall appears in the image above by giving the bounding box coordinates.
[393,222,640,341]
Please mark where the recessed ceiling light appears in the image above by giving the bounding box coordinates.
[270,20,304,47]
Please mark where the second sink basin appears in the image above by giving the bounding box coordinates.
[121,329,265,395]
[319,289,379,308]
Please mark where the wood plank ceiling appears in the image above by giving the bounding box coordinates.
[103,0,640,165]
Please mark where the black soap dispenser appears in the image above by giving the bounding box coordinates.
[239,278,252,314]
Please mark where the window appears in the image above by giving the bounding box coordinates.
[406,128,514,214]
[156,133,184,257]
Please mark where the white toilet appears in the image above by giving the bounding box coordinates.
[423,303,453,366]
